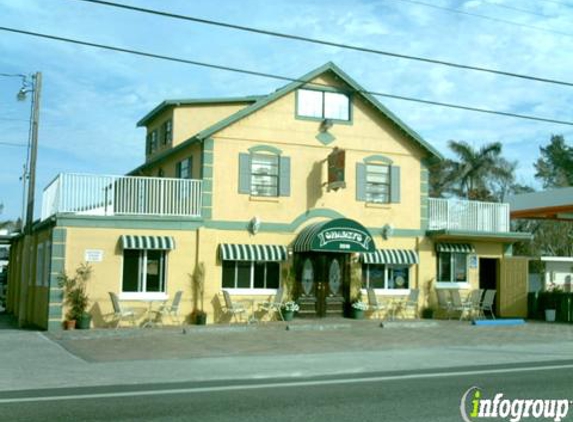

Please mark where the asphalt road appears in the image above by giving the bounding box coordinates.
[2,362,573,422]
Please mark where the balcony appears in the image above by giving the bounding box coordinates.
[428,198,510,233]
[41,173,203,220]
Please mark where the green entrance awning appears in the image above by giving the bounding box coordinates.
[362,249,419,265]
[435,243,475,253]
[120,235,175,250]
[292,218,375,253]
[220,244,288,261]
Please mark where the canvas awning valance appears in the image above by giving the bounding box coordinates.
[435,243,475,253]
[220,244,288,262]
[292,218,375,253]
[361,249,419,265]
[120,235,175,250]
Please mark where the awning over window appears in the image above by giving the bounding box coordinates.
[435,243,475,253]
[120,235,176,250]
[361,249,419,265]
[292,218,375,253]
[220,244,288,262]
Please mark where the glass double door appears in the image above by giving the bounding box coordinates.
[297,253,348,317]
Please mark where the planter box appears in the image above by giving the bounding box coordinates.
[351,308,365,320]
[282,310,294,321]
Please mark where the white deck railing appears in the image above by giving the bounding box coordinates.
[428,198,510,233]
[41,173,203,220]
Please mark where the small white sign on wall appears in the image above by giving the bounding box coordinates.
[84,249,104,262]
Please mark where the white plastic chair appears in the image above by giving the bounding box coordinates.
[480,290,496,320]
[222,290,248,323]
[436,289,452,319]
[158,290,183,325]
[450,290,472,320]
[259,287,284,321]
[396,289,420,319]
[367,288,386,319]
[108,292,136,328]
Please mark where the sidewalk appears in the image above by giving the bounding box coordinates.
[2,315,573,392]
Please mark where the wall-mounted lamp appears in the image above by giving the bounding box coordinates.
[382,224,394,240]
[249,216,261,235]
[319,118,334,132]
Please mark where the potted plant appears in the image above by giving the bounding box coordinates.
[544,284,561,322]
[58,263,92,329]
[281,301,299,321]
[351,301,368,319]
[191,263,207,325]
[421,307,435,319]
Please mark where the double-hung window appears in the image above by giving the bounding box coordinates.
[122,249,166,295]
[438,252,468,283]
[176,157,192,179]
[297,89,350,121]
[362,264,410,290]
[365,163,390,203]
[222,261,280,290]
[161,119,172,146]
[251,154,279,197]
[147,129,158,155]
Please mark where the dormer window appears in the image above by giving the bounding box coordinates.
[297,89,350,121]
[146,129,158,155]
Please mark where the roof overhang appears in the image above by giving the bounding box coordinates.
[507,187,573,220]
[427,229,532,243]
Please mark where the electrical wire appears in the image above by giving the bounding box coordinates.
[389,0,573,38]
[66,0,573,88]
[1,25,572,126]
[482,0,550,18]
[0,141,27,147]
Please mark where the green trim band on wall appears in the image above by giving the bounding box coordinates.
[248,145,282,155]
[52,228,67,243]
[48,320,64,331]
[49,289,63,303]
[55,215,203,230]
[48,304,63,318]
[364,154,393,164]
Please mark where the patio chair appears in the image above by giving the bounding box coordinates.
[396,289,420,319]
[480,290,496,320]
[366,288,386,319]
[436,289,452,319]
[259,287,284,321]
[467,289,483,319]
[158,290,183,325]
[108,292,136,328]
[449,290,472,320]
[222,290,248,324]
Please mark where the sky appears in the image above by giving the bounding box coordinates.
[0,0,572,221]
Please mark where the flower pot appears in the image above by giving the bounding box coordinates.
[282,310,294,321]
[195,312,207,325]
[545,309,556,322]
[77,314,92,329]
[352,308,365,320]
[64,320,76,330]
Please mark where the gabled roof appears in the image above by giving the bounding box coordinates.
[136,95,264,127]
[192,62,442,159]
[131,62,442,175]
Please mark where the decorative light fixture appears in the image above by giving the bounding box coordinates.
[249,216,261,235]
[382,223,394,240]
[319,118,334,132]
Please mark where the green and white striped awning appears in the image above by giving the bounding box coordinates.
[220,244,288,262]
[292,218,375,253]
[120,235,176,250]
[435,243,475,253]
[361,249,419,265]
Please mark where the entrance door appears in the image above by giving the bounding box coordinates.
[296,253,346,318]
[499,257,529,318]
[479,258,498,316]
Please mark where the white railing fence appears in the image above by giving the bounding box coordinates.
[41,173,203,220]
[428,198,510,233]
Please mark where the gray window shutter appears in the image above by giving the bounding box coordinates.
[279,156,291,197]
[356,163,366,201]
[390,165,401,203]
[238,153,251,194]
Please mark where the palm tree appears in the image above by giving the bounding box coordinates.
[446,140,515,201]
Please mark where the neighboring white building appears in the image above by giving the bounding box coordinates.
[540,257,573,292]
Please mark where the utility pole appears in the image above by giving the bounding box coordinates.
[24,72,41,234]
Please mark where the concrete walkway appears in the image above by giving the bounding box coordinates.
[1,315,573,392]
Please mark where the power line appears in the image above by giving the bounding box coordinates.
[389,0,573,38]
[483,0,550,18]
[0,72,26,78]
[67,0,573,89]
[0,141,27,147]
[540,0,573,7]
[0,117,29,122]
[1,25,573,127]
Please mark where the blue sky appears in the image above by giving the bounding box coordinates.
[0,0,572,221]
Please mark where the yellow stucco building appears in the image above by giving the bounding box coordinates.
[7,63,531,330]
